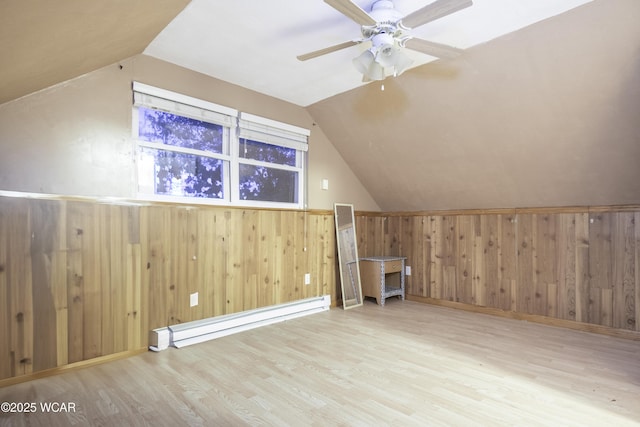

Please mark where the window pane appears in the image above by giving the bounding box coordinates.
[141,147,224,199]
[239,138,296,166]
[239,164,298,203]
[138,107,224,153]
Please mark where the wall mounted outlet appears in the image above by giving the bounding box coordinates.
[304,273,311,285]
[190,292,198,307]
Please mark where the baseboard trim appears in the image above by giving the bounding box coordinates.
[407,295,640,341]
[0,348,148,388]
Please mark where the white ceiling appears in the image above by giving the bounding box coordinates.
[144,0,593,107]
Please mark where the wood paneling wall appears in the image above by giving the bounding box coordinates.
[0,196,336,381]
[355,208,640,332]
[3,195,638,383]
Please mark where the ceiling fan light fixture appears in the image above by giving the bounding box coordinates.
[391,50,414,76]
[365,61,386,81]
[352,49,376,74]
[311,0,473,83]
[353,49,385,81]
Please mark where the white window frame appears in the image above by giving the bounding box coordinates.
[132,82,309,209]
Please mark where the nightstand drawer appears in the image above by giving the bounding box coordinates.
[384,259,403,273]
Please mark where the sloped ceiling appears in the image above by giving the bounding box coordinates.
[308,0,640,210]
[144,0,595,107]
[1,0,638,211]
[0,0,190,105]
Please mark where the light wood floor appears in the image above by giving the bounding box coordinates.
[1,300,640,426]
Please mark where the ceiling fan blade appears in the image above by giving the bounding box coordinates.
[324,0,377,26]
[297,40,360,61]
[404,38,464,59]
[401,0,473,29]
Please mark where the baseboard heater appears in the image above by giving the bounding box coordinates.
[149,295,331,351]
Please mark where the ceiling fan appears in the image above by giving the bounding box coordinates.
[297,0,473,81]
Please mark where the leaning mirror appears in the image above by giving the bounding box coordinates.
[334,203,363,309]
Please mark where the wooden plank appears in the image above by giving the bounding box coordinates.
[636,212,640,332]
[439,216,456,301]
[8,198,33,376]
[226,210,244,313]
[195,209,212,319]
[53,201,68,366]
[145,206,169,330]
[589,213,612,289]
[574,213,590,323]
[82,204,102,360]
[556,214,575,321]
[98,205,113,357]
[471,229,484,307]
[386,216,401,256]
[516,214,534,314]
[126,243,142,350]
[400,216,413,294]
[271,211,283,304]
[319,213,336,300]
[214,210,230,316]
[481,215,499,309]
[417,216,430,298]
[588,212,611,325]
[443,266,457,302]
[110,205,126,353]
[52,250,68,367]
[429,216,443,300]
[547,283,558,318]
[65,202,86,363]
[611,212,636,330]
[407,216,425,297]
[170,207,189,324]
[534,214,557,316]
[280,211,298,301]
[137,206,150,347]
[600,288,613,327]
[249,209,268,307]
[455,216,474,304]
[290,212,308,300]
[29,200,60,372]
[499,214,517,312]
[187,207,201,322]
[0,199,11,379]
[306,214,321,300]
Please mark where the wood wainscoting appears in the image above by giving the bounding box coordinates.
[2,193,639,385]
[0,194,337,382]
[355,206,640,335]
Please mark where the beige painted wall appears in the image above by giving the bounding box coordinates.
[0,54,379,211]
[307,0,640,211]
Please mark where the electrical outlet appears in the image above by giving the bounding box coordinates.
[304,273,311,285]
[190,292,198,307]
[405,266,411,276]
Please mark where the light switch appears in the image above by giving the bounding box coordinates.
[190,292,198,307]
[321,179,329,190]
[405,266,411,276]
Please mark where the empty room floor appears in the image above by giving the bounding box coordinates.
[1,300,639,426]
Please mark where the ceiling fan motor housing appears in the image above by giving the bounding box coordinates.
[362,0,404,40]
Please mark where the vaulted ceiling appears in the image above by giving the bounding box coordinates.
[0,0,190,105]
[2,0,639,210]
[2,0,593,107]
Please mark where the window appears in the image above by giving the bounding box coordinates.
[133,83,309,208]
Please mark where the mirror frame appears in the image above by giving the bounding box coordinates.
[334,203,364,309]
